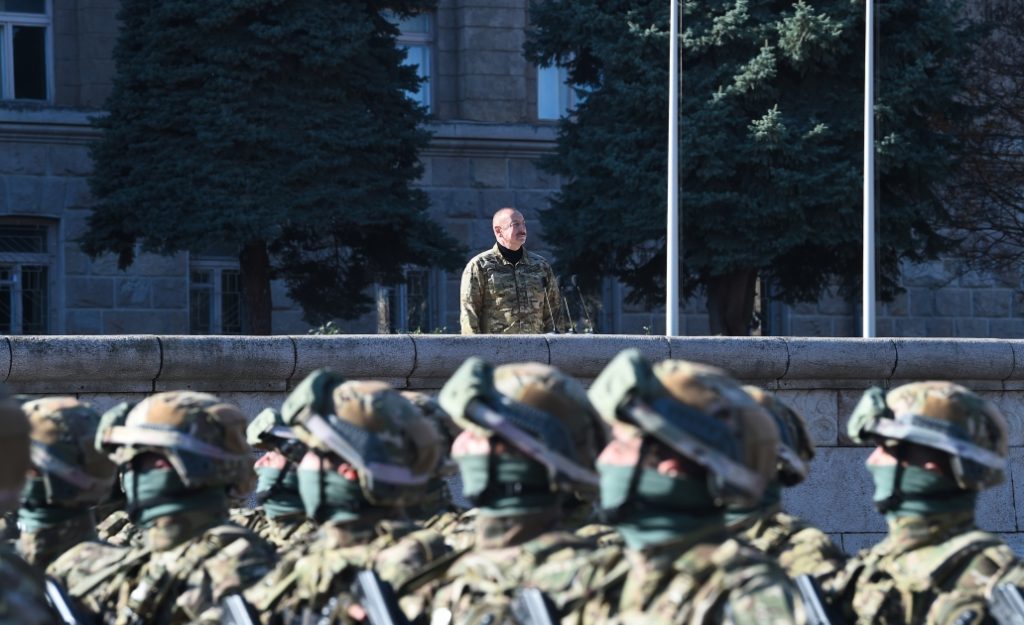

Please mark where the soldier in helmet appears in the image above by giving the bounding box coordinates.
[728,387,846,581]
[526,349,807,624]
[408,358,606,624]
[17,397,117,569]
[47,391,276,624]
[399,391,465,534]
[230,408,316,552]
[243,369,449,624]
[826,381,1024,624]
[0,393,59,624]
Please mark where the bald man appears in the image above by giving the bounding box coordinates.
[459,207,567,334]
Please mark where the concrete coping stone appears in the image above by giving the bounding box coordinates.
[290,335,416,386]
[668,336,788,380]
[409,335,549,380]
[784,338,897,380]
[155,336,295,392]
[547,335,670,376]
[7,335,161,393]
[892,338,1015,381]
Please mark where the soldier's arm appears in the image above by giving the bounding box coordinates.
[460,261,483,335]
[544,265,569,333]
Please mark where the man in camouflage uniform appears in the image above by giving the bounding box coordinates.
[17,397,117,570]
[48,391,277,624]
[460,207,567,334]
[826,381,1024,624]
[230,408,317,552]
[407,357,606,624]
[525,349,807,624]
[0,393,58,624]
[243,369,450,624]
[727,387,846,581]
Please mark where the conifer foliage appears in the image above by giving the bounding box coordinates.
[526,0,973,334]
[83,0,459,333]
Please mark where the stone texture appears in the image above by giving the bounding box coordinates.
[782,447,885,533]
[0,144,48,174]
[789,316,833,337]
[7,176,44,213]
[892,339,1014,381]
[1011,447,1024,532]
[508,158,558,189]
[924,318,954,337]
[67,277,113,308]
[908,288,936,317]
[6,336,160,393]
[291,335,417,384]
[956,318,990,337]
[975,290,1013,317]
[103,310,187,334]
[409,335,548,382]
[901,260,952,287]
[935,288,971,317]
[883,291,908,317]
[991,319,1024,338]
[891,318,928,337]
[549,335,669,379]
[49,145,93,176]
[668,336,788,381]
[116,277,152,308]
[775,389,839,447]
[156,337,295,392]
[469,158,508,188]
[977,473,1017,532]
[65,310,102,334]
[151,279,187,309]
[841,533,885,556]
[431,157,473,187]
[784,338,896,381]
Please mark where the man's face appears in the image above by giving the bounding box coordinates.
[494,210,527,251]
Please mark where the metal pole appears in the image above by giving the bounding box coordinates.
[862,0,876,338]
[666,0,680,336]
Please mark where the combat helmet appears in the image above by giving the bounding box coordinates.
[588,349,777,508]
[743,386,814,486]
[282,369,442,511]
[848,381,1007,491]
[22,397,116,507]
[0,394,29,514]
[96,391,256,499]
[438,358,601,501]
[247,407,307,463]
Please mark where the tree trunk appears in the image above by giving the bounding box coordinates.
[239,240,273,335]
[706,268,758,336]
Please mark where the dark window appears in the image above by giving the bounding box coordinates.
[189,269,212,334]
[0,224,47,253]
[221,270,242,334]
[20,264,46,333]
[12,25,45,100]
[1,1,46,13]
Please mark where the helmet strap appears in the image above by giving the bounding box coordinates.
[874,443,906,515]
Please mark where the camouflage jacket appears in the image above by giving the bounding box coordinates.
[736,509,846,581]
[96,509,142,547]
[246,519,448,625]
[0,544,57,625]
[18,511,98,570]
[47,514,276,625]
[525,525,807,625]
[826,511,1023,625]
[230,507,318,553]
[459,244,567,334]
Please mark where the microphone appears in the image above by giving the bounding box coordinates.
[541,277,559,334]
[571,275,594,333]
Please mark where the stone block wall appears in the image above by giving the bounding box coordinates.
[6,335,1024,552]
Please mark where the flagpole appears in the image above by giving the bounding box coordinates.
[666,0,680,336]
[862,0,876,338]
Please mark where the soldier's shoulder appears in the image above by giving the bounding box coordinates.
[200,521,277,562]
[892,529,1015,590]
[0,545,54,625]
[466,247,501,270]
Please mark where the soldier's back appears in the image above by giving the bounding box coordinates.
[0,544,56,625]
[742,511,846,581]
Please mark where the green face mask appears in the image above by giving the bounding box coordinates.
[456,454,558,517]
[17,476,85,532]
[598,463,721,549]
[123,468,226,527]
[255,466,304,519]
[297,465,369,523]
[867,463,976,519]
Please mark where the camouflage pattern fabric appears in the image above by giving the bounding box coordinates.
[826,510,1022,625]
[245,519,447,625]
[526,526,807,625]
[18,510,97,569]
[734,508,845,581]
[47,512,276,625]
[229,506,317,553]
[96,509,141,547]
[459,244,566,334]
[0,543,57,625]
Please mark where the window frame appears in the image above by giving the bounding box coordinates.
[394,12,433,113]
[0,218,56,335]
[0,0,53,103]
[188,257,244,335]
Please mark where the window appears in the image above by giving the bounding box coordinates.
[376,268,446,333]
[0,221,52,334]
[393,12,432,111]
[189,260,244,334]
[537,64,578,121]
[0,0,50,101]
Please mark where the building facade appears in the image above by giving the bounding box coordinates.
[0,0,1019,337]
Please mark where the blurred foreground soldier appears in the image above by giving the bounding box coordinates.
[0,394,58,624]
[18,397,117,570]
[94,401,138,547]
[827,381,1024,624]
[411,358,605,623]
[230,408,316,551]
[244,369,449,624]
[527,349,806,624]
[48,391,275,624]
[729,387,846,581]
[460,207,566,334]
[400,391,464,532]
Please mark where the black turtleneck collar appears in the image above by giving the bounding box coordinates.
[497,242,524,265]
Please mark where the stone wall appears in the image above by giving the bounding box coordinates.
[6,335,1024,553]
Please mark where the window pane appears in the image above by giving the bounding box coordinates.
[537,65,564,120]
[399,14,430,35]
[190,269,211,285]
[189,270,212,334]
[406,270,430,332]
[221,270,243,334]
[13,26,46,100]
[0,269,10,334]
[20,265,46,334]
[0,224,47,253]
[1,0,45,13]
[402,45,430,108]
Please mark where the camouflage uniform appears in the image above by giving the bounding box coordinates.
[411,359,607,624]
[525,349,808,624]
[827,381,1024,625]
[459,244,567,334]
[729,387,846,581]
[17,397,116,570]
[243,370,450,624]
[47,391,276,625]
[0,394,56,624]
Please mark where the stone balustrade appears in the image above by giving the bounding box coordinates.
[7,334,1024,553]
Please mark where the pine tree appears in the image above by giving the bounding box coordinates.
[526,0,973,334]
[83,0,460,333]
